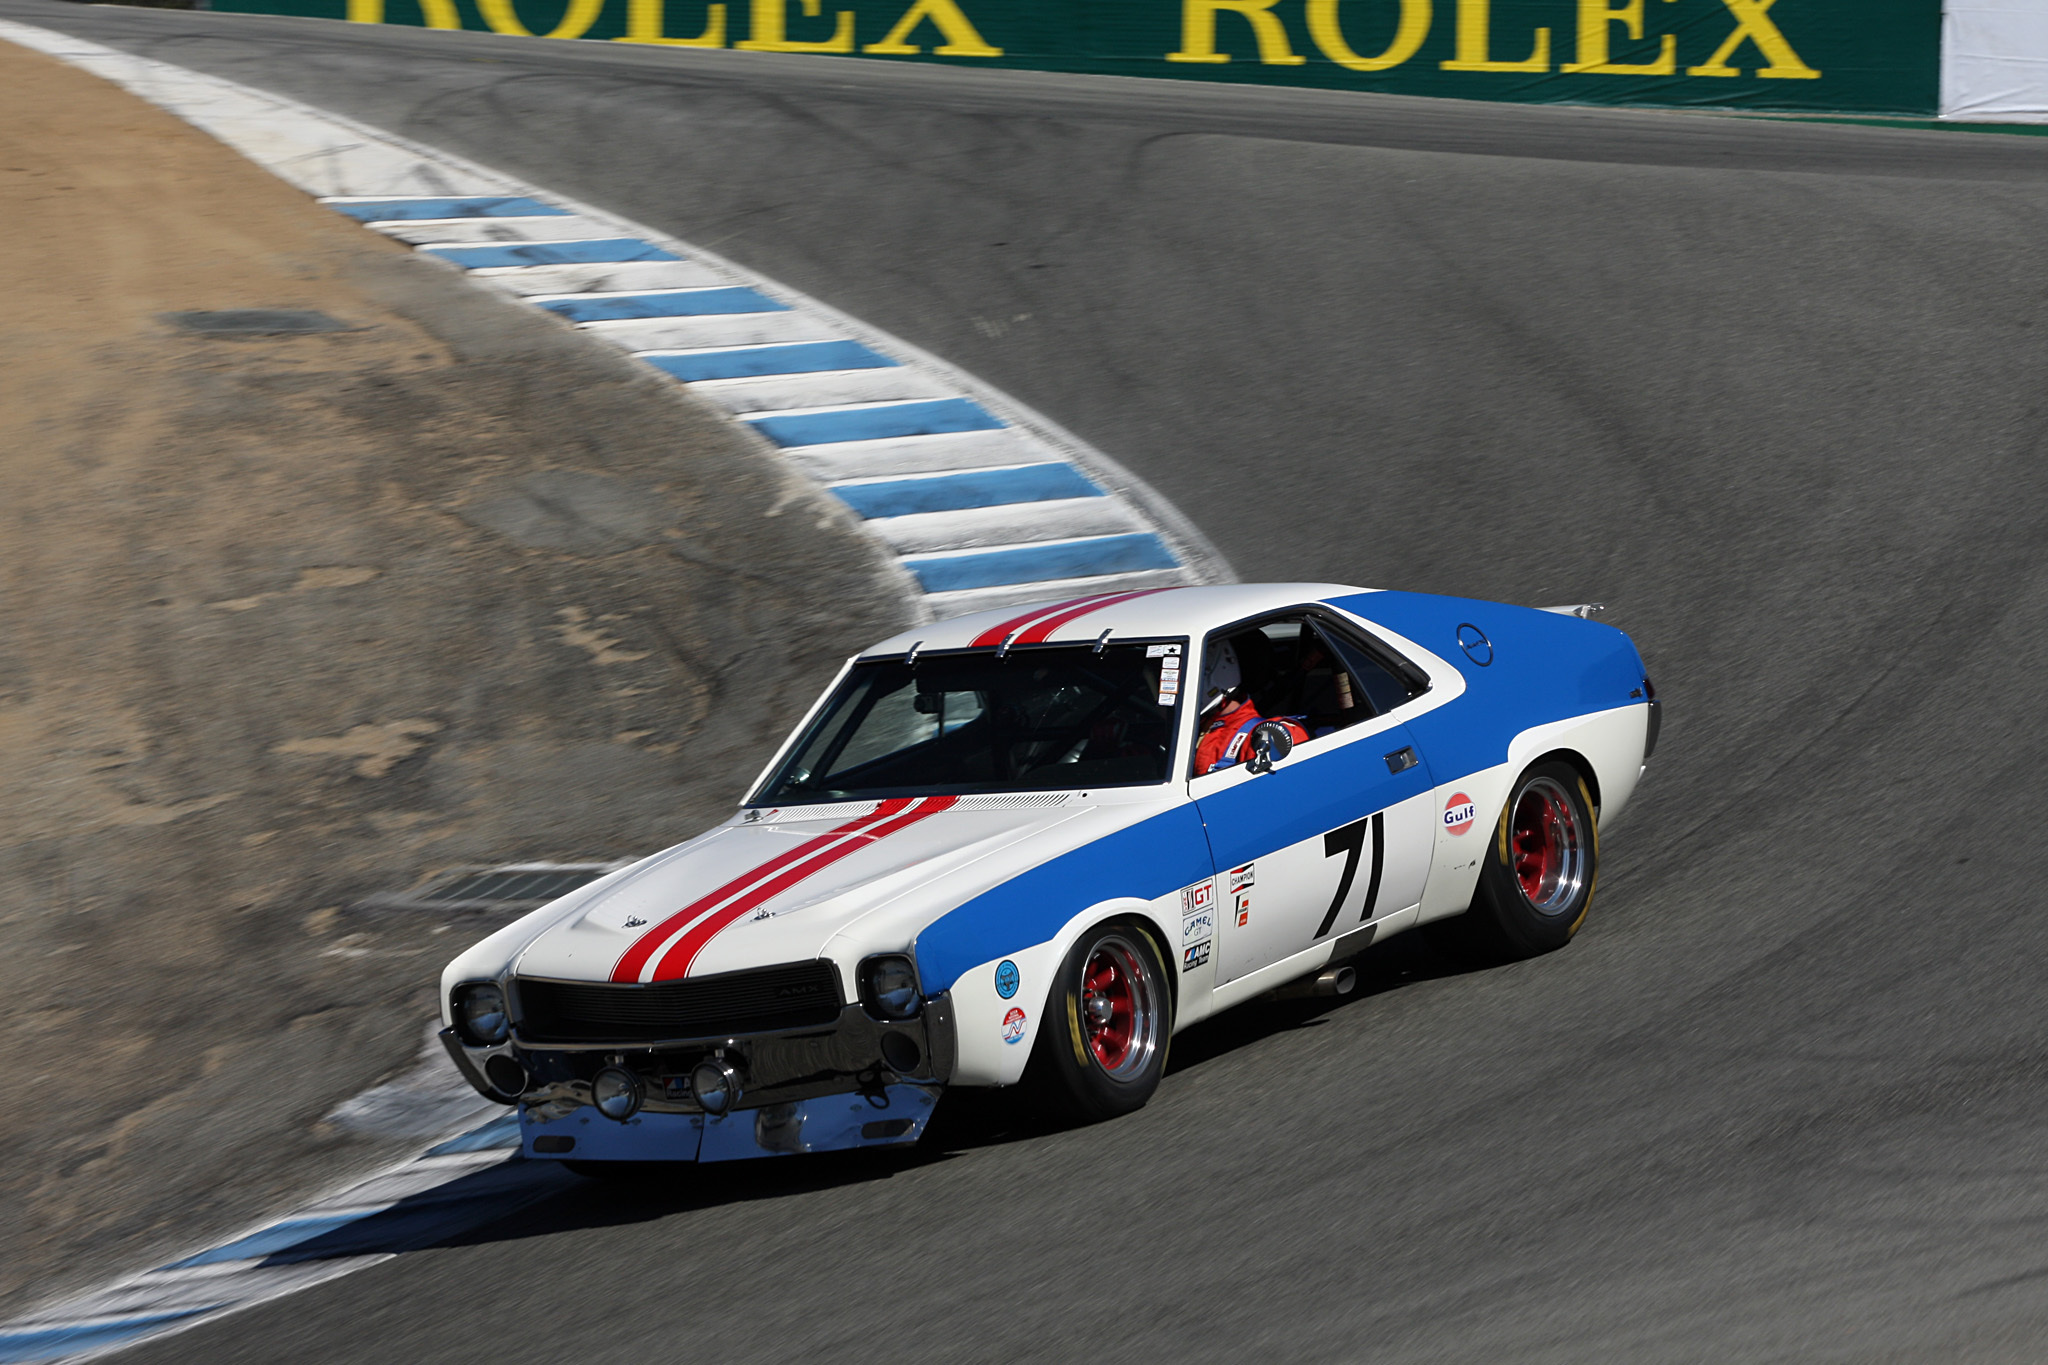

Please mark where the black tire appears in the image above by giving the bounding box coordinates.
[1028,919,1174,1122]
[1425,759,1599,963]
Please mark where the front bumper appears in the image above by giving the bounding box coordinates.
[519,1083,940,1162]
[441,993,956,1162]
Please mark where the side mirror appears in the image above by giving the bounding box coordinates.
[1245,721,1295,775]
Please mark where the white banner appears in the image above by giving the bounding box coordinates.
[1943,1,2048,121]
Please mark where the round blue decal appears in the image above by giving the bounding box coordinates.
[994,960,1020,999]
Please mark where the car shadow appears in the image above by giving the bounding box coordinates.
[273,933,1489,1260]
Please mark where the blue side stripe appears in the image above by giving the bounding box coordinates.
[0,1310,221,1364]
[424,239,679,268]
[328,197,567,222]
[748,398,1003,448]
[161,1212,372,1270]
[915,805,1214,994]
[537,288,789,323]
[831,463,1105,519]
[903,533,1179,592]
[643,340,897,382]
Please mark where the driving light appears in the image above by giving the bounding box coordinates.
[691,1058,740,1115]
[591,1066,643,1121]
[859,955,921,1021]
[456,983,510,1046]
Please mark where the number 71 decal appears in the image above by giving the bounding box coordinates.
[1315,811,1386,939]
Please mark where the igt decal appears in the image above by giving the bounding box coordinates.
[1443,792,1477,836]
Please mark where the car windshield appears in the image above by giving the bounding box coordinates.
[754,641,1187,802]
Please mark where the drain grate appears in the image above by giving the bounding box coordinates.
[163,309,357,336]
[353,861,629,916]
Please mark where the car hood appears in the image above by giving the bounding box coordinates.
[508,795,1109,984]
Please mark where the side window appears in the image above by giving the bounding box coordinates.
[1312,618,1427,716]
[1208,614,1373,738]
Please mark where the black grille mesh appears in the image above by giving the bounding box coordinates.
[513,961,842,1043]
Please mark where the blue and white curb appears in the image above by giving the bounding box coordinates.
[0,18,1233,620]
[0,1106,566,1364]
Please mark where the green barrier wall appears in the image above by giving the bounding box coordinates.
[214,0,1941,115]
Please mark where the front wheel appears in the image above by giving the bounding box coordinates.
[1429,760,1599,962]
[1029,920,1173,1122]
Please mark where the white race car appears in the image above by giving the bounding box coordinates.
[439,584,1658,1168]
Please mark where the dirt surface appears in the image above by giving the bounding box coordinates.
[0,39,909,1317]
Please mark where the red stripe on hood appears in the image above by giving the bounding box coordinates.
[649,794,958,981]
[968,592,1125,648]
[608,799,912,983]
[1012,587,1180,645]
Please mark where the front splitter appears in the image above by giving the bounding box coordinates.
[520,1083,941,1163]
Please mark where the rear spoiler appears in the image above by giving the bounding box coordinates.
[1539,603,1606,619]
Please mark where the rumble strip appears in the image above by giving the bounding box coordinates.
[0,18,1231,624]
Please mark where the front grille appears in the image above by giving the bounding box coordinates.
[512,961,843,1044]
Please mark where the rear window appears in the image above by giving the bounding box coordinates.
[755,642,1186,802]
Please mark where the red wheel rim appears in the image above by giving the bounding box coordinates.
[1508,776,1586,913]
[1079,934,1160,1081]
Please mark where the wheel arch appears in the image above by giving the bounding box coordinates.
[941,895,1178,1088]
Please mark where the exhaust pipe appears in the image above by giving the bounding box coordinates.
[1270,963,1357,1000]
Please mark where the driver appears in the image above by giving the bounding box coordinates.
[1195,638,1310,775]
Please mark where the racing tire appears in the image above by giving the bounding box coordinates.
[1426,760,1598,963]
[1029,919,1173,1123]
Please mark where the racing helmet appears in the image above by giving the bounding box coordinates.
[1201,640,1242,715]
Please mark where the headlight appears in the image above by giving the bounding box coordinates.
[592,1066,643,1121]
[859,955,921,1021]
[455,982,510,1046]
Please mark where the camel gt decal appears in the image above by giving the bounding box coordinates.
[1443,793,1477,836]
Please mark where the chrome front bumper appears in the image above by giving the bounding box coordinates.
[441,995,956,1161]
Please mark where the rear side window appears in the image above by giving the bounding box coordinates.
[1311,617,1427,716]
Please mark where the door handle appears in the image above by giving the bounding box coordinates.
[1384,746,1419,775]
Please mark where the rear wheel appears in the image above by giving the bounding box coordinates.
[1030,920,1173,1122]
[1427,760,1598,962]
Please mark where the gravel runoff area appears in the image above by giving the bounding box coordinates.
[0,38,911,1319]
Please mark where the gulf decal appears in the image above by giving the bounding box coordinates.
[610,796,957,982]
[1443,792,1477,836]
[967,587,1180,649]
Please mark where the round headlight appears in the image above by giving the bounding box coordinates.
[859,955,921,1021]
[457,983,510,1046]
[691,1058,740,1116]
[591,1066,643,1121]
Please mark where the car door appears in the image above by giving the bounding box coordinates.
[1189,614,1438,986]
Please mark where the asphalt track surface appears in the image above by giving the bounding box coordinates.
[14,3,2048,1358]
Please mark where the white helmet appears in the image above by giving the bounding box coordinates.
[1202,640,1242,714]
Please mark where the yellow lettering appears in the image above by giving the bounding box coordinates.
[477,0,605,37]
[1167,0,1306,65]
[1439,0,1548,72]
[1563,0,1674,74]
[864,0,1001,55]
[1686,0,1819,79]
[615,0,726,45]
[737,0,855,51]
[349,0,462,26]
[1306,0,1430,72]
